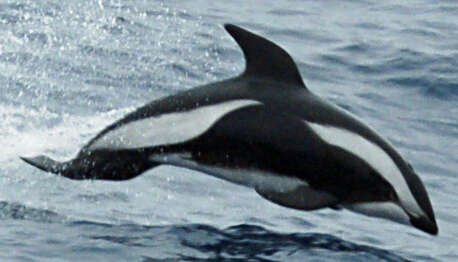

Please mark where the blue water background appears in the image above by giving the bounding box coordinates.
[0,0,457,261]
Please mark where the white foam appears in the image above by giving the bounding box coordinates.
[1,104,133,165]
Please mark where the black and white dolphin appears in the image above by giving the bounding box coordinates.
[21,24,438,235]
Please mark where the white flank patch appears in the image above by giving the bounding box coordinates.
[89,99,262,150]
[150,153,307,193]
[344,202,411,225]
[306,122,425,219]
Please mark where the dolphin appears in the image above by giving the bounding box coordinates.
[21,24,438,235]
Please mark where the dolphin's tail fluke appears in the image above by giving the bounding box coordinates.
[21,152,160,181]
[20,155,68,175]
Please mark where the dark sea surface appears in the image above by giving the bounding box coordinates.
[1,0,457,261]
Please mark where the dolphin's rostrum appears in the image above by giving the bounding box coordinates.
[21,24,438,235]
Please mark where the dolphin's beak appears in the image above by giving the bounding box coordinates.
[410,215,438,235]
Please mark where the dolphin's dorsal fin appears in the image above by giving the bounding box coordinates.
[224,24,307,89]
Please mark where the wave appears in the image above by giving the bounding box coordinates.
[0,202,411,262]
[70,222,412,262]
[0,201,65,223]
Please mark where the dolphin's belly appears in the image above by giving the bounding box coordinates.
[149,152,339,211]
[149,153,306,192]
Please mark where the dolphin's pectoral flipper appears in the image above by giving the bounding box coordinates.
[255,185,339,211]
[20,155,68,175]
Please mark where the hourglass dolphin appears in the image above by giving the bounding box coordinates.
[21,24,438,235]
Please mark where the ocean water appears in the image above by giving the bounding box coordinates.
[1,0,457,261]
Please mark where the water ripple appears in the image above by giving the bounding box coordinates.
[0,201,64,223]
[75,223,412,262]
